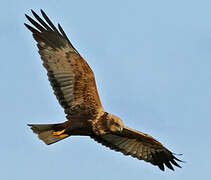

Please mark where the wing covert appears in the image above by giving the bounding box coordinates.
[91,127,182,171]
[25,10,103,119]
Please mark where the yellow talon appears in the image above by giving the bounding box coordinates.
[53,129,66,136]
[52,129,68,138]
[57,134,69,138]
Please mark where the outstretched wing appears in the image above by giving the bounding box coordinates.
[25,10,103,119]
[91,127,182,171]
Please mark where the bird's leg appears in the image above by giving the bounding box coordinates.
[52,129,69,138]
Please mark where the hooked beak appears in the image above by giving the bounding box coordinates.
[119,126,123,132]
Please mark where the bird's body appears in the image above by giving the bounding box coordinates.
[25,10,182,171]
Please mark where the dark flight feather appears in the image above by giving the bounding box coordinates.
[25,10,183,171]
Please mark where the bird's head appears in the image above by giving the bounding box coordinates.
[106,114,124,133]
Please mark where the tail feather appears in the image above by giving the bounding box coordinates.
[28,123,70,145]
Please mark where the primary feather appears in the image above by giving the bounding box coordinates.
[25,10,183,171]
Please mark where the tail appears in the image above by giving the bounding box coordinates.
[28,122,70,145]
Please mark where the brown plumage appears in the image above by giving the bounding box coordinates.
[25,10,183,171]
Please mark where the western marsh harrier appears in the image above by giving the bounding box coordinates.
[25,10,182,171]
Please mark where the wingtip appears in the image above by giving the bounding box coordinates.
[31,9,35,14]
[170,157,183,168]
[40,9,45,14]
[159,164,165,171]
[165,161,175,171]
[173,154,185,163]
[24,23,30,29]
[58,23,62,31]
[173,153,183,156]
[25,14,30,19]
[31,9,39,18]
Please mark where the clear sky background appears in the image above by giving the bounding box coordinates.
[1,0,210,179]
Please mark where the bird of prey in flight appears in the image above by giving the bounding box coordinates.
[25,10,182,171]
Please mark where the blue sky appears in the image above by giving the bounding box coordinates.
[1,0,210,179]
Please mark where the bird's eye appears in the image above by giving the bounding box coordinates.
[115,122,120,127]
